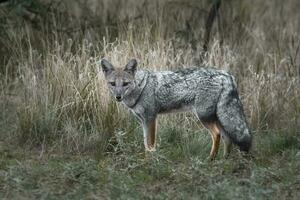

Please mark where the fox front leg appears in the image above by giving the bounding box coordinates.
[141,117,157,152]
[131,107,157,152]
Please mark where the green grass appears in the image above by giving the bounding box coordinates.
[1,108,300,199]
[1,129,300,200]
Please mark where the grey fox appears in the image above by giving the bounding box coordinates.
[101,59,252,160]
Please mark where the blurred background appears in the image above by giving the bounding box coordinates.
[0,0,300,199]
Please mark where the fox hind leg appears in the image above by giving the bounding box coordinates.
[201,121,221,160]
[218,123,232,158]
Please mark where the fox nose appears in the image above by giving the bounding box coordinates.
[115,95,122,101]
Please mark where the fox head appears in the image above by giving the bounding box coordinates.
[101,59,137,102]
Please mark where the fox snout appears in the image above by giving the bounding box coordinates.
[114,87,124,101]
[116,96,122,101]
[115,94,123,101]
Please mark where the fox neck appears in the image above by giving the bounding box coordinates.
[122,71,149,108]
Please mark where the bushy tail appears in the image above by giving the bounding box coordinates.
[216,79,252,152]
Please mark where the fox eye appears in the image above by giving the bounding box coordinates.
[123,82,130,87]
[109,82,116,86]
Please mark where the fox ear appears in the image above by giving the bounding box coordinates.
[101,59,114,76]
[124,59,137,75]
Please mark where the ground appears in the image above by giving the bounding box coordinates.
[1,116,300,199]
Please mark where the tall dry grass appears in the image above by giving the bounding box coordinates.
[0,0,299,154]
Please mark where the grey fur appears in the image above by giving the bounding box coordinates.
[101,59,252,155]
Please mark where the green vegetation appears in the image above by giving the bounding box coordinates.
[0,0,300,199]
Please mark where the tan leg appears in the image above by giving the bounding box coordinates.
[202,121,221,160]
[142,118,157,152]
